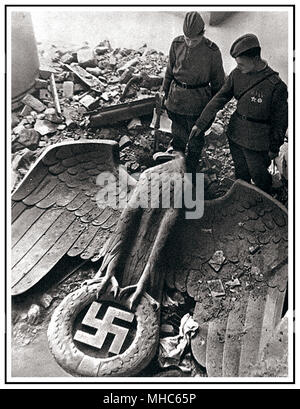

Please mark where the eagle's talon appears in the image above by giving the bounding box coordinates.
[80,276,110,299]
[119,284,138,299]
[108,276,120,298]
[144,292,160,311]
[120,285,143,311]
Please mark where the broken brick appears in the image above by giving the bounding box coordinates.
[21,94,46,113]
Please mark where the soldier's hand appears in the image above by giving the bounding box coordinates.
[268,151,278,160]
[189,125,201,140]
[158,90,167,107]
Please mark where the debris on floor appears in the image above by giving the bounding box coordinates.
[158,313,198,370]
[10,38,288,378]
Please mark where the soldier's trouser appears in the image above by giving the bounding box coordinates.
[167,110,204,158]
[228,139,272,194]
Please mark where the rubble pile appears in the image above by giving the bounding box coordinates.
[11,38,242,200]
[11,39,287,205]
[38,40,167,104]
[11,40,168,190]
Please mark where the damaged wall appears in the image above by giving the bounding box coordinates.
[30,10,289,82]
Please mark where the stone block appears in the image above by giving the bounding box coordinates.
[21,94,46,113]
[34,119,59,135]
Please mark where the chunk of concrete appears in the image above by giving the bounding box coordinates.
[208,250,226,272]
[34,119,59,135]
[79,94,97,109]
[77,48,97,67]
[12,128,40,152]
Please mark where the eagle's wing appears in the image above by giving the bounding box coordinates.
[165,180,288,377]
[11,140,136,296]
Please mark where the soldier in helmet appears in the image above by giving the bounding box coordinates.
[187,33,288,194]
[154,11,225,164]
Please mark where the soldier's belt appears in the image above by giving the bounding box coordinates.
[236,111,270,125]
[174,78,209,89]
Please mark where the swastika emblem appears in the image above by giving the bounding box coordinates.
[74,302,134,355]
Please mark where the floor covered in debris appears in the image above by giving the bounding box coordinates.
[11,36,288,378]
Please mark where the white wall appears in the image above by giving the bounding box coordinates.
[31,10,289,83]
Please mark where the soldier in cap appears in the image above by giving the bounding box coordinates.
[154,11,225,163]
[187,33,288,194]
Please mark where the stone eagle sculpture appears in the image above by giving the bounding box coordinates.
[11,140,288,377]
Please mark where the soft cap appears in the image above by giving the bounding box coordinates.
[183,12,205,38]
[230,34,260,58]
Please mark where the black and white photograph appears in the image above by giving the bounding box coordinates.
[3,1,297,390]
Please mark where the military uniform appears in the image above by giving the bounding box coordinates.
[192,35,288,193]
[162,34,225,155]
